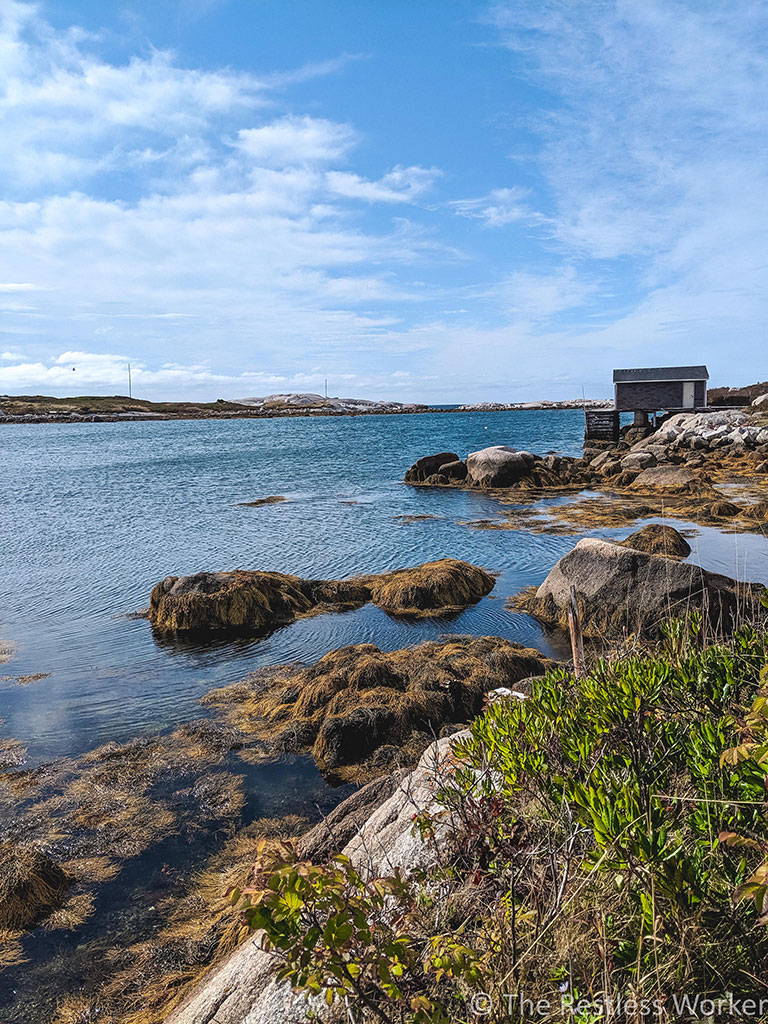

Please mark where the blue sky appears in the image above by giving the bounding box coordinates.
[0,0,766,402]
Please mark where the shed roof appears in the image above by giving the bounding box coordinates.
[613,365,709,383]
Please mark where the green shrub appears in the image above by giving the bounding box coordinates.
[238,622,768,1022]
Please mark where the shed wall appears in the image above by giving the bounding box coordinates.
[615,380,684,411]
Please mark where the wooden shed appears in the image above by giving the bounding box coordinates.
[613,365,709,413]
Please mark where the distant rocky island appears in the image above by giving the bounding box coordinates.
[231,392,422,414]
[0,392,614,424]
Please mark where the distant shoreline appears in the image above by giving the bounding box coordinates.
[0,395,611,425]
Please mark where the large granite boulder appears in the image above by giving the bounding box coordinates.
[515,538,760,638]
[465,445,531,487]
[404,452,460,483]
[752,393,768,408]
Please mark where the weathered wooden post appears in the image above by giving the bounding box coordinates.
[567,584,586,678]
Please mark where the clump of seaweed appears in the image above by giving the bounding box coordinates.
[0,843,71,931]
[202,636,552,776]
[148,559,496,634]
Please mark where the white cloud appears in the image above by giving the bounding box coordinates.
[236,116,356,167]
[327,166,442,203]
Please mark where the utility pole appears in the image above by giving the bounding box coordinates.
[128,362,132,399]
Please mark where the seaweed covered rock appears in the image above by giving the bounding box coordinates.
[149,560,494,634]
[404,452,460,483]
[363,559,495,617]
[201,636,552,774]
[514,538,760,639]
[620,524,691,558]
[0,843,71,931]
[149,570,369,634]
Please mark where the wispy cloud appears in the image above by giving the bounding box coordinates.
[448,187,533,227]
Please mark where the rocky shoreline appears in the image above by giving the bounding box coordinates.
[403,406,768,533]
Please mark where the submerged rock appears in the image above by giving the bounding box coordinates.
[514,537,761,639]
[149,559,495,634]
[620,524,691,558]
[0,843,71,931]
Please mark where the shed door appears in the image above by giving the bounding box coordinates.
[682,381,695,408]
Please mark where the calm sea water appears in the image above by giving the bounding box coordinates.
[2,409,767,764]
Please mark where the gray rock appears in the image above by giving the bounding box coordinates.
[590,451,613,470]
[629,466,710,495]
[621,451,656,472]
[342,730,470,877]
[521,538,760,639]
[404,452,460,483]
[437,459,468,481]
[752,393,768,408]
[465,446,531,487]
[297,772,409,862]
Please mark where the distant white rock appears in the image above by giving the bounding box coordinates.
[458,398,612,411]
[232,393,417,413]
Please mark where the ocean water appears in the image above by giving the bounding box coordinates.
[3,409,768,1021]
[1,407,767,765]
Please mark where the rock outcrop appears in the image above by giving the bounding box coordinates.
[620,524,691,558]
[514,538,761,639]
[166,732,471,1024]
[201,637,551,775]
[629,466,715,496]
[404,446,594,491]
[149,559,495,634]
